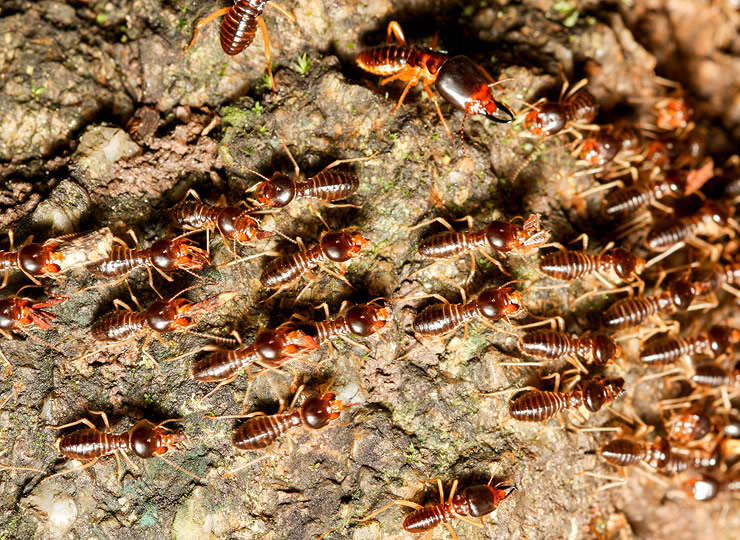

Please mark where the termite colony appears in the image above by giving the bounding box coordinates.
[1,1,739,538]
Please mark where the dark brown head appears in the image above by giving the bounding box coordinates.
[524,102,567,136]
[0,298,23,330]
[580,133,618,165]
[129,420,187,458]
[345,303,391,337]
[591,334,621,365]
[669,277,698,312]
[708,325,738,356]
[217,207,263,243]
[255,174,296,208]
[434,56,514,123]
[462,482,516,518]
[18,243,63,276]
[301,393,344,429]
[478,287,523,321]
[611,248,644,280]
[145,298,193,333]
[255,328,319,364]
[320,231,370,262]
[582,377,625,412]
[150,238,208,271]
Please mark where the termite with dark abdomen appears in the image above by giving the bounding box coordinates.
[539,247,645,283]
[356,21,513,139]
[603,172,688,218]
[523,83,598,138]
[640,325,740,366]
[508,377,625,422]
[519,331,621,366]
[691,362,740,389]
[44,412,191,484]
[310,302,391,346]
[185,0,296,91]
[645,200,732,252]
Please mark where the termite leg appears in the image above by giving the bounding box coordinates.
[256,16,276,92]
[422,79,452,137]
[195,373,240,408]
[359,499,424,523]
[0,349,12,378]
[185,7,231,50]
[46,418,97,431]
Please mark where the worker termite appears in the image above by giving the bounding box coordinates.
[666,411,712,443]
[43,411,195,484]
[645,200,733,252]
[170,200,267,244]
[230,390,356,450]
[359,476,517,539]
[307,301,391,349]
[82,291,238,370]
[191,326,319,383]
[522,80,598,138]
[603,171,689,218]
[413,286,524,337]
[539,245,645,285]
[690,361,740,388]
[519,331,621,372]
[0,228,113,287]
[640,325,740,366]
[575,124,641,168]
[412,214,550,280]
[355,21,514,139]
[508,376,625,422]
[260,230,370,289]
[185,0,297,91]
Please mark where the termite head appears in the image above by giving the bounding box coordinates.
[255,174,295,207]
[655,96,693,131]
[708,325,737,356]
[302,393,343,429]
[0,298,22,329]
[218,208,263,243]
[669,412,711,442]
[256,328,319,363]
[463,482,516,517]
[321,231,370,262]
[146,298,193,332]
[478,287,524,321]
[580,133,618,165]
[434,56,514,124]
[523,102,566,136]
[670,277,698,311]
[18,243,63,275]
[611,248,644,280]
[582,376,625,412]
[130,420,186,458]
[345,303,391,337]
[592,334,621,365]
[150,238,208,271]
[684,474,720,502]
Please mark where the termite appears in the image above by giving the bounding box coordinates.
[603,171,688,218]
[231,391,353,450]
[691,361,740,388]
[0,228,113,287]
[170,201,267,244]
[185,0,296,91]
[508,376,625,422]
[645,133,705,169]
[653,95,694,132]
[260,230,370,289]
[640,325,740,366]
[355,21,513,139]
[577,124,641,167]
[645,200,732,252]
[191,326,319,383]
[519,331,621,368]
[600,437,719,474]
[309,301,391,347]
[601,277,698,330]
[413,286,524,337]
[44,411,192,484]
[360,476,516,538]
[667,411,712,443]
[522,81,598,138]
[684,474,740,501]
[0,295,68,336]
[539,246,645,284]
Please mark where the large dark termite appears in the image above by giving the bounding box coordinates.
[508,377,625,422]
[0,228,113,287]
[185,0,296,91]
[539,246,645,284]
[413,286,524,337]
[360,476,516,539]
[260,230,370,289]
[43,411,193,484]
[356,21,513,138]
[519,331,621,370]
[191,326,319,383]
[600,436,720,474]
[640,325,740,366]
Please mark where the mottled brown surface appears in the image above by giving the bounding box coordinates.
[1,1,739,539]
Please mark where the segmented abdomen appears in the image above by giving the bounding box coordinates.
[88,247,148,277]
[564,91,598,124]
[413,303,473,335]
[356,45,412,76]
[691,365,730,388]
[171,201,221,229]
[260,247,324,288]
[0,251,18,271]
[418,232,484,259]
[646,218,699,251]
[538,251,595,280]
[220,0,265,55]
[602,296,663,330]
[91,311,148,342]
[58,430,122,460]
[313,318,348,345]
[403,504,453,533]
[509,390,577,422]
[640,336,695,365]
[600,439,644,467]
[520,331,572,359]
[191,348,258,382]
[604,186,651,216]
[298,171,359,202]
[232,411,301,449]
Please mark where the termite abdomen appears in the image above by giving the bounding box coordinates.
[220,0,263,55]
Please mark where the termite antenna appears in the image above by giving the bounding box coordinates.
[155,455,202,482]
